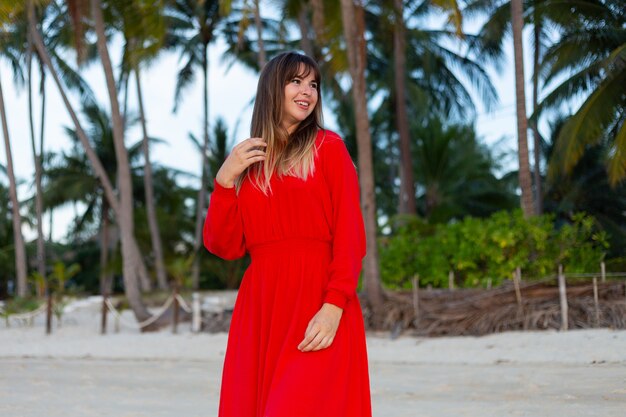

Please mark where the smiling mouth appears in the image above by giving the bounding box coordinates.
[295,100,310,109]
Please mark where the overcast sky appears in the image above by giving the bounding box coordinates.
[1,12,539,243]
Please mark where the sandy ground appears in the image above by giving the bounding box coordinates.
[1,296,625,416]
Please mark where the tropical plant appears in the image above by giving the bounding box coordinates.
[410,117,518,223]
[27,0,161,325]
[538,0,625,186]
[341,0,384,309]
[380,210,608,289]
[163,0,226,289]
[0,72,28,297]
[115,0,169,290]
[509,0,534,216]
[542,116,626,259]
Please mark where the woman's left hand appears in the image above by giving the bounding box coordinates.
[298,303,343,352]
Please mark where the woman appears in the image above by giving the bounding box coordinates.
[204,51,371,417]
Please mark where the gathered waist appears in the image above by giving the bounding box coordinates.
[248,237,332,259]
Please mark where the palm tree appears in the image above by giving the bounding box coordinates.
[538,0,625,186]
[543,116,626,257]
[0,9,29,296]
[410,117,517,222]
[117,0,169,291]
[0,177,16,298]
[340,0,384,309]
[510,0,534,216]
[91,0,157,297]
[5,1,96,286]
[44,103,147,295]
[391,0,416,215]
[0,74,28,297]
[465,0,548,214]
[27,0,154,325]
[163,0,224,290]
[369,0,496,216]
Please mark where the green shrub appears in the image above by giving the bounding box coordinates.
[379,210,608,289]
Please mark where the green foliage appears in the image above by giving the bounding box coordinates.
[380,210,608,289]
[47,261,81,323]
[0,296,41,316]
[166,255,193,287]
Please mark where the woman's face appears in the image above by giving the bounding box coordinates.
[281,65,319,134]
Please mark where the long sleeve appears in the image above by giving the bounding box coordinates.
[321,135,367,309]
[203,179,247,260]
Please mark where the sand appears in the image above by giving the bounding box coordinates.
[1,296,625,416]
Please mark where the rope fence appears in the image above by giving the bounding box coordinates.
[1,292,207,334]
[104,295,175,330]
[2,262,625,336]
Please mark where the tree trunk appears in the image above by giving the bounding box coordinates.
[510,0,534,217]
[100,197,111,295]
[393,0,416,215]
[135,69,168,291]
[531,20,543,215]
[253,0,266,69]
[27,31,47,282]
[0,75,28,297]
[91,0,154,304]
[297,5,314,58]
[191,43,210,290]
[29,0,152,321]
[310,0,325,44]
[340,0,384,309]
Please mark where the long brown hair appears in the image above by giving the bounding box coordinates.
[235,51,324,194]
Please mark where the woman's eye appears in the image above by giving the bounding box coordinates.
[291,79,301,85]
[310,82,318,89]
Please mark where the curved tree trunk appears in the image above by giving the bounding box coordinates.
[91,0,154,302]
[0,75,28,297]
[28,0,153,322]
[511,0,534,217]
[135,68,168,291]
[393,0,416,215]
[340,0,384,309]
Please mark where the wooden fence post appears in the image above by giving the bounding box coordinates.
[412,275,419,324]
[172,285,180,334]
[101,293,108,335]
[513,267,524,328]
[192,292,201,333]
[448,271,455,291]
[593,277,600,327]
[601,261,606,283]
[45,286,53,335]
[558,264,568,331]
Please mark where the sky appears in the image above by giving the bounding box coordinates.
[0,9,542,243]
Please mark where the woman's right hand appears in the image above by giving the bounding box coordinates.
[215,137,267,188]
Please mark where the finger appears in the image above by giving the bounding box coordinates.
[244,150,267,158]
[301,331,326,352]
[232,138,265,153]
[312,335,332,351]
[298,325,319,351]
[243,138,267,148]
[243,155,266,168]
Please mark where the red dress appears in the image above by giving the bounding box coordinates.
[204,130,372,417]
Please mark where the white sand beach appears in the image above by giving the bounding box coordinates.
[1,296,625,417]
